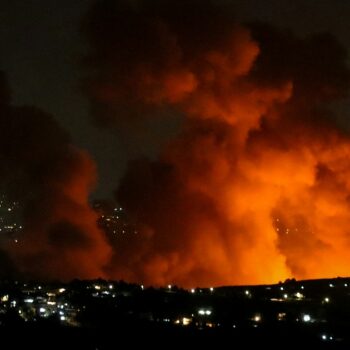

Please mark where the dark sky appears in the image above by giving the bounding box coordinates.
[0,0,349,198]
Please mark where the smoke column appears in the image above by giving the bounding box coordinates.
[82,0,350,287]
[0,72,111,281]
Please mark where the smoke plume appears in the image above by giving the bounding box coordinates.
[0,72,111,281]
[82,0,350,286]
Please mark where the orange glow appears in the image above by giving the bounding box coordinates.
[7,146,112,281]
[83,0,350,287]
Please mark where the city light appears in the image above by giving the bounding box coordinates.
[182,317,191,326]
[253,314,261,322]
[302,314,311,322]
[321,334,333,341]
[277,312,286,321]
[198,309,212,316]
[0,278,347,344]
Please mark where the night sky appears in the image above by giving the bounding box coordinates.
[0,0,349,197]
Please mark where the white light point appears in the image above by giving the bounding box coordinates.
[302,314,311,322]
[191,289,195,294]
[253,314,261,322]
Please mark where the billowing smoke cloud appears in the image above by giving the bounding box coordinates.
[82,0,350,286]
[0,71,111,281]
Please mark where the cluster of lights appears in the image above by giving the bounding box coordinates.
[321,334,334,341]
[1,278,349,339]
[198,309,212,316]
[94,202,138,237]
[90,284,116,298]
[0,284,91,325]
[273,217,303,237]
[0,195,23,243]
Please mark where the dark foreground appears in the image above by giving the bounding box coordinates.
[0,321,347,349]
[1,277,350,348]
[0,325,350,350]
